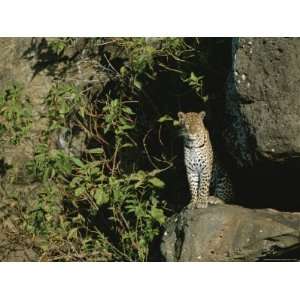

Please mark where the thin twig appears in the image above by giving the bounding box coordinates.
[142,129,160,170]
[104,54,120,75]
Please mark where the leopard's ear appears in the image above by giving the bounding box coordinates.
[199,111,206,120]
[177,112,185,123]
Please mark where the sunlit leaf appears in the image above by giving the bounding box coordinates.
[148,177,165,189]
[71,157,85,168]
[150,206,165,224]
[86,148,104,154]
[94,188,109,206]
[122,106,135,115]
[75,187,85,197]
[133,79,142,90]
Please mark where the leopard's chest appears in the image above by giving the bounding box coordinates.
[184,145,209,171]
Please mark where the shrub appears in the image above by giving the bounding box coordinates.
[2,37,231,261]
[0,84,32,144]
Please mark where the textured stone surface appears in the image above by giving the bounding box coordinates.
[225,37,300,167]
[161,202,300,261]
[0,38,53,171]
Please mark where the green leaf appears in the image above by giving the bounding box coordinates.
[75,187,85,197]
[158,114,173,123]
[202,95,209,102]
[58,101,69,115]
[71,157,85,168]
[173,120,180,126]
[122,106,135,115]
[190,71,197,81]
[129,170,146,181]
[69,176,81,188]
[150,206,165,224]
[86,148,104,154]
[94,188,109,206]
[79,106,85,118]
[120,143,133,149]
[148,177,165,189]
[120,66,127,76]
[119,124,134,131]
[133,79,142,90]
[67,228,78,240]
[134,181,144,189]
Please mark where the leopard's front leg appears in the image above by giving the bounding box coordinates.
[186,170,199,208]
[187,170,211,209]
[195,165,212,209]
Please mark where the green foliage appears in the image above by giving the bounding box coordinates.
[67,160,166,260]
[0,84,32,144]
[48,38,77,56]
[45,82,85,130]
[25,183,64,235]
[102,97,135,137]
[26,144,73,182]
[123,38,156,75]
[24,79,167,261]
[118,37,202,94]
[24,182,119,261]
[3,37,229,261]
[182,72,206,99]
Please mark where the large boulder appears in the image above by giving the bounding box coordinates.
[161,203,300,261]
[225,37,300,167]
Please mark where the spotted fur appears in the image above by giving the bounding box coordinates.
[178,111,233,209]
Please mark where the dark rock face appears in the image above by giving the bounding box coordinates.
[161,38,300,261]
[161,203,300,261]
[225,38,300,167]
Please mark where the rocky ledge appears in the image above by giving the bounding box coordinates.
[161,200,300,261]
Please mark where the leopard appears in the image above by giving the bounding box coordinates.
[178,111,233,209]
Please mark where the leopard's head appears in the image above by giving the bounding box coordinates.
[177,111,207,146]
